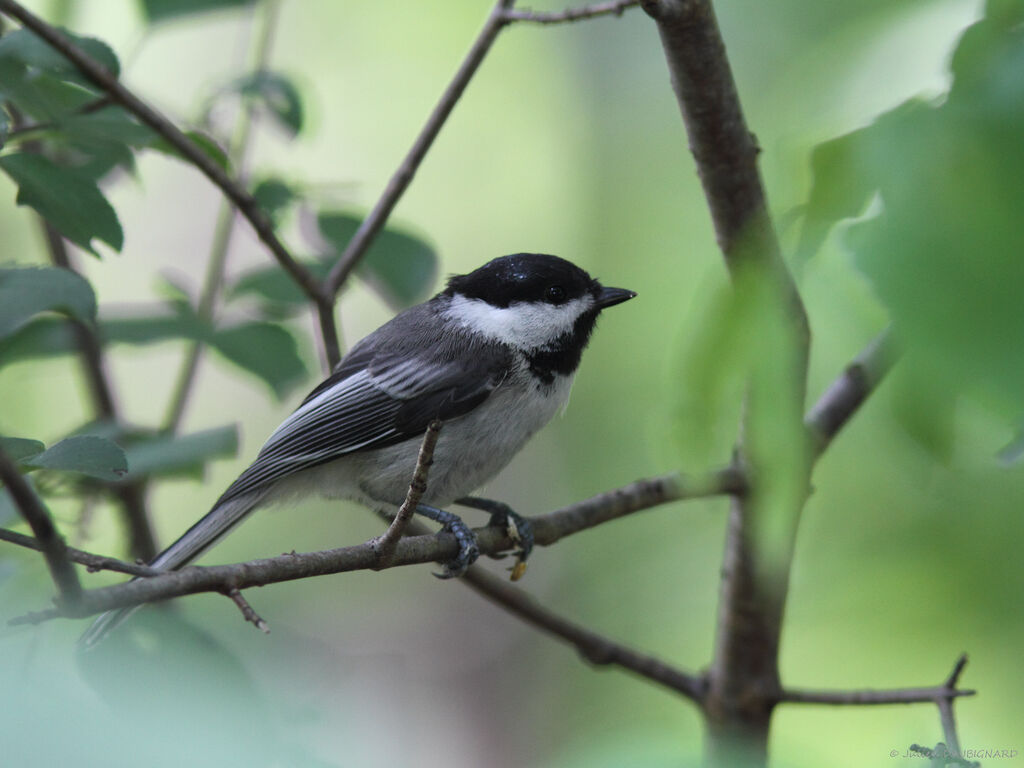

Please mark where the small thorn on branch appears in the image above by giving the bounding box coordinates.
[226,588,269,634]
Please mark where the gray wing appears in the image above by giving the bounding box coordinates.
[215,320,510,504]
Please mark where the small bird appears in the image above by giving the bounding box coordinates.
[80,253,634,646]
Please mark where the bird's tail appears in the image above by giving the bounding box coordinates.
[78,489,267,648]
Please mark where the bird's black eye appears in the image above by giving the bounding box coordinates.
[546,285,567,304]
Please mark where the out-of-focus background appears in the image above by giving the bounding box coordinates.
[3,1,1021,766]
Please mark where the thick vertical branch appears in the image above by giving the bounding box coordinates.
[642,1,810,764]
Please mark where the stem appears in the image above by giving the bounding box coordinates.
[163,0,282,432]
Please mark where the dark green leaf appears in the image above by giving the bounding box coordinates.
[147,130,229,170]
[60,106,156,146]
[0,266,96,340]
[318,211,438,309]
[23,435,127,481]
[210,322,307,399]
[230,71,303,137]
[0,105,9,147]
[0,153,122,254]
[102,313,209,345]
[252,177,297,227]
[0,317,76,365]
[121,425,238,480]
[0,61,97,122]
[0,27,120,81]
[0,437,45,461]
[139,0,257,23]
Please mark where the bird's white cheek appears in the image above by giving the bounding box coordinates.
[444,295,592,349]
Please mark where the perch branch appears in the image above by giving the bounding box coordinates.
[0,449,82,603]
[7,467,739,622]
[0,0,322,302]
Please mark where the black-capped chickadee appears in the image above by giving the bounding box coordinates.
[80,253,635,646]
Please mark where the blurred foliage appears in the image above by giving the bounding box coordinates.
[0,1,1021,768]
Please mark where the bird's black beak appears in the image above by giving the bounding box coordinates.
[595,285,637,309]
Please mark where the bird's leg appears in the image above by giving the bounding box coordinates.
[456,496,533,580]
[414,504,480,579]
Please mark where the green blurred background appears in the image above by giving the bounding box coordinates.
[2,1,1021,766]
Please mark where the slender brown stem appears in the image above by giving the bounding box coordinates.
[0,527,159,577]
[373,420,443,567]
[225,587,269,633]
[163,0,283,432]
[322,0,516,301]
[502,0,640,24]
[461,563,706,701]
[0,0,323,303]
[0,449,82,604]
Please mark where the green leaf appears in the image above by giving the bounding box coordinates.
[0,437,45,461]
[796,128,875,264]
[0,266,96,340]
[121,425,238,480]
[0,153,123,254]
[147,130,229,170]
[23,435,127,481]
[230,71,303,137]
[252,177,297,227]
[0,61,97,122]
[210,322,307,399]
[0,105,9,148]
[139,0,257,23]
[0,27,120,81]
[318,211,438,308]
[60,106,156,146]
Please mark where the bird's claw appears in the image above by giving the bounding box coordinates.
[432,516,480,579]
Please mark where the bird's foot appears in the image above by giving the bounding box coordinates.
[415,504,480,579]
[457,497,533,581]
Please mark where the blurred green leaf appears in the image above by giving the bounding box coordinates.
[121,425,238,480]
[148,130,229,171]
[229,71,303,137]
[0,437,45,461]
[60,106,156,146]
[0,60,97,122]
[252,177,297,227]
[889,359,957,462]
[318,211,438,309]
[210,322,307,399]
[0,105,9,147]
[139,0,257,23]
[23,435,127,481]
[0,153,123,254]
[804,11,1024,428]
[0,27,120,81]
[795,128,874,264]
[0,266,96,340]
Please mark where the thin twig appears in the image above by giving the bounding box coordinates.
[163,0,283,431]
[225,587,269,633]
[805,329,899,457]
[0,449,82,603]
[938,654,969,756]
[322,0,516,301]
[502,0,640,23]
[0,527,159,577]
[373,420,443,567]
[0,0,323,302]
[781,686,974,706]
[460,561,706,701]
[7,467,739,622]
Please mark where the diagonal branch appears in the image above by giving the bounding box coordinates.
[461,559,706,702]
[502,0,641,24]
[0,448,82,603]
[7,467,739,622]
[805,328,899,458]
[373,420,443,566]
[322,0,516,301]
[0,0,322,303]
